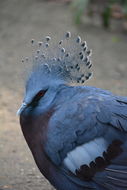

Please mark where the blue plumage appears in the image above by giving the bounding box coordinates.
[18,32,127,190]
[45,85,127,162]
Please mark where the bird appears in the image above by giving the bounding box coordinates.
[18,32,127,190]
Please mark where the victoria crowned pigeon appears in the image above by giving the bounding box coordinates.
[18,32,127,190]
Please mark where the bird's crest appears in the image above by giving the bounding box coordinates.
[22,32,93,85]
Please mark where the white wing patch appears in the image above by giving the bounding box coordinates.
[63,137,108,174]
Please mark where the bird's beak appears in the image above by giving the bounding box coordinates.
[17,102,27,116]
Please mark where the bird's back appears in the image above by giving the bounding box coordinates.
[46,85,127,190]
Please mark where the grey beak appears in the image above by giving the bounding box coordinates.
[17,102,27,116]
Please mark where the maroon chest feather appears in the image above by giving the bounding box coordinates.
[20,110,55,177]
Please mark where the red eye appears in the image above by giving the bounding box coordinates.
[37,90,47,97]
[30,90,47,105]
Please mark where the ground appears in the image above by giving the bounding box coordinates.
[0,0,127,190]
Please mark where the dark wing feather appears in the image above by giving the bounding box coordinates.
[93,140,127,190]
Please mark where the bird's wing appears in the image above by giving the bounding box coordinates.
[44,88,127,189]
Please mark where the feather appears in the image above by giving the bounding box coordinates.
[63,137,108,174]
[23,32,93,86]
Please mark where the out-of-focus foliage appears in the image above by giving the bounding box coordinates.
[71,0,127,29]
[102,5,111,28]
[71,0,90,24]
[123,0,127,18]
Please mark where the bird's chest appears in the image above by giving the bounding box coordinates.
[20,111,53,156]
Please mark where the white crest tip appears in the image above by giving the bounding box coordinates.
[45,43,49,48]
[45,36,51,41]
[76,36,81,43]
[65,31,71,38]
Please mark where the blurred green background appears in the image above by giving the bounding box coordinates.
[0,0,127,190]
[72,0,127,28]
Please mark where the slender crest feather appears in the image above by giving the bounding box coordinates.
[22,32,93,85]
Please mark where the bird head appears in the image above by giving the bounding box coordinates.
[17,32,93,116]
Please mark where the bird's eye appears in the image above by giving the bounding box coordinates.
[31,89,47,105]
[37,90,47,98]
